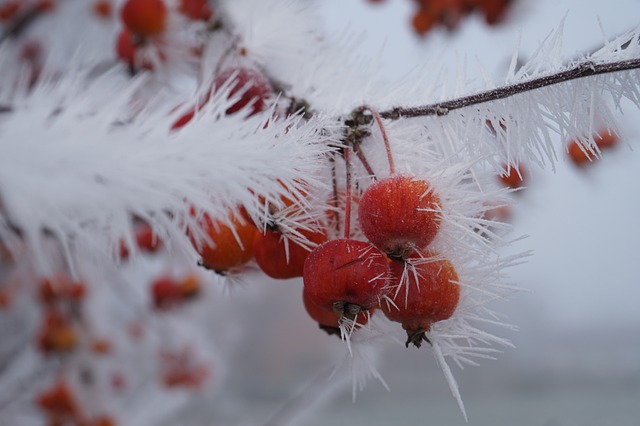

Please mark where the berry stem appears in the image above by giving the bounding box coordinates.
[368,107,395,176]
[343,145,352,240]
[353,143,377,179]
[378,58,640,120]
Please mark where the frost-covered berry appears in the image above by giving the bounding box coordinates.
[214,67,273,116]
[303,239,391,319]
[358,175,442,259]
[382,252,460,348]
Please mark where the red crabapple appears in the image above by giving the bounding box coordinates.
[303,239,391,320]
[189,209,257,273]
[253,228,328,279]
[121,0,167,36]
[381,252,460,348]
[358,175,442,259]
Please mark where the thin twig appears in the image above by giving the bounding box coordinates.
[379,58,640,120]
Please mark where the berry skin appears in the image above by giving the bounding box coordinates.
[303,239,391,319]
[498,164,527,189]
[214,67,273,116]
[120,0,167,36]
[190,210,257,273]
[381,252,460,348]
[253,228,328,279]
[358,175,442,259]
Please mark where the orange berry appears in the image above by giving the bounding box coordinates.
[190,209,257,273]
[178,274,201,299]
[120,0,167,36]
[498,164,527,189]
[567,139,596,166]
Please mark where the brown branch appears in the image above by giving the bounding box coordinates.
[379,58,640,120]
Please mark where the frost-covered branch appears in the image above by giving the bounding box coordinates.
[379,58,640,119]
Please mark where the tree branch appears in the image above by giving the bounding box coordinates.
[379,58,640,120]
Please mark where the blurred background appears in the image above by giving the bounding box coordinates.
[237,1,640,425]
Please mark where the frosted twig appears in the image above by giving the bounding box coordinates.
[380,58,640,119]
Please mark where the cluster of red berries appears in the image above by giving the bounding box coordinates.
[303,173,461,347]
[368,0,513,36]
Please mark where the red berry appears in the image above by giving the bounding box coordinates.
[151,276,182,310]
[498,164,526,189]
[116,29,138,67]
[214,67,273,116]
[381,252,460,347]
[253,228,328,279]
[303,239,391,319]
[358,175,442,258]
[189,209,257,273]
[121,0,167,36]
[178,0,213,21]
[93,0,113,19]
[135,222,162,252]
